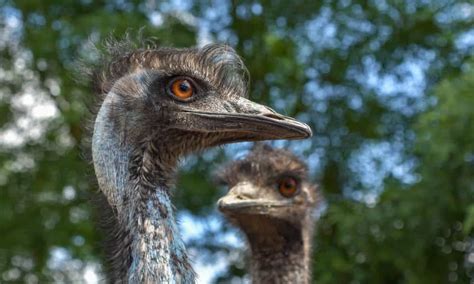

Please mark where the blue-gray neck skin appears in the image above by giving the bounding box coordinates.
[92,93,194,283]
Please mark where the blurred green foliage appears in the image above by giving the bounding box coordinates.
[0,0,472,282]
[315,59,474,283]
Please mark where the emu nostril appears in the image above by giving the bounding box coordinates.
[262,106,285,120]
[263,113,284,120]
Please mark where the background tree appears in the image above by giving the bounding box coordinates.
[0,0,472,282]
[315,58,474,283]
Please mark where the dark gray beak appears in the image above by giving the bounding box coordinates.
[176,96,312,142]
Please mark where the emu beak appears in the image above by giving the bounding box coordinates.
[177,96,312,142]
[218,181,291,213]
[218,181,258,211]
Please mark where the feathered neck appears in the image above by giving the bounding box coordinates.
[239,215,313,284]
[92,93,195,282]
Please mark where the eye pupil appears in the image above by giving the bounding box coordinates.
[179,82,190,92]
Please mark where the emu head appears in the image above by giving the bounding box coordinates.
[93,44,311,164]
[92,43,312,212]
[216,144,318,238]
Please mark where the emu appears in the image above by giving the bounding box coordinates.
[89,41,311,283]
[216,143,319,284]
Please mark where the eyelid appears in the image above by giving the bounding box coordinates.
[274,173,300,183]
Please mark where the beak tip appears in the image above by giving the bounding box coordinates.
[217,196,229,208]
[298,123,313,139]
[305,125,313,138]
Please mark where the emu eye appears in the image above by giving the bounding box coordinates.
[170,78,194,99]
[277,177,298,198]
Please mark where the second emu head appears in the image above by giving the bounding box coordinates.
[216,143,318,227]
[215,143,319,283]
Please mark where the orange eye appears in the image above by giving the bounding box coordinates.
[278,177,298,198]
[170,79,194,99]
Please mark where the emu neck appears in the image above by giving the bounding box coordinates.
[128,186,193,283]
[92,94,194,282]
[240,216,312,284]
